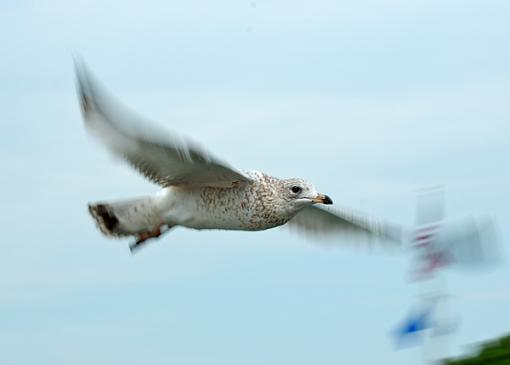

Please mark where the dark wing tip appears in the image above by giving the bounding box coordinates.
[73,56,94,116]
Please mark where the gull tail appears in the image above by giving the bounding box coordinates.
[88,203,125,237]
[88,196,159,238]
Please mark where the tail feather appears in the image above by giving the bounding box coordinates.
[88,195,160,238]
[88,203,127,237]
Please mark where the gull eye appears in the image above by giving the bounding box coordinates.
[291,186,302,194]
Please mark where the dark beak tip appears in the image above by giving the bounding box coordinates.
[323,195,333,205]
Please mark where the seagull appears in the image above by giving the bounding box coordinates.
[75,61,401,252]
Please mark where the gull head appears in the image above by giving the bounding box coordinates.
[279,178,333,213]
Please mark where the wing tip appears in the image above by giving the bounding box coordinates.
[73,55,95,117]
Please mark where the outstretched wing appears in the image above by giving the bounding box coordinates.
[75,60,252,188]
[287,205,403,247]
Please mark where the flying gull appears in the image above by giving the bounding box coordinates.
[75,61,401,252]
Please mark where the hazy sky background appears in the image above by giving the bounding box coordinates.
[1,1,509,364]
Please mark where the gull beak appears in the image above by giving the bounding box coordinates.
[312,193,333,205]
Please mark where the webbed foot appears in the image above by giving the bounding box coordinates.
[129,225,170,253]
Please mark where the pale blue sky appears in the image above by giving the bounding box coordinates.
[1,1,509,364]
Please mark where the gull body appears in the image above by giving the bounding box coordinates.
[93,171,329,236]
[158,172,314,231]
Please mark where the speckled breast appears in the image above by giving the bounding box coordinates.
[186,179,290,231]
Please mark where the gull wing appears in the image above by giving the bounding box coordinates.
[287,205,404,247]
[75,60,252,188]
